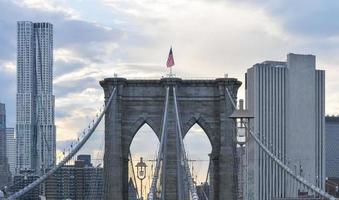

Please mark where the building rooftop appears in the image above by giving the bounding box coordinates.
[326,116,339,122]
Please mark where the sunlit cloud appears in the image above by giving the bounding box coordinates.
[0,60,16,73]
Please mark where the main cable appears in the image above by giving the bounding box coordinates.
[148,87,170,200]
[225,87,335,200]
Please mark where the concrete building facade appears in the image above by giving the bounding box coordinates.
[0,103,11,189]
[245,54,325,200]
[10,174,41,199]
[100,77,241,200]
[325,116,339,178]
[16,21,56,174]
[6,128,16,177]
[45,156,103,200]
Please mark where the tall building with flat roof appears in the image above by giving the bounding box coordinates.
[6,128,16,176]
[16,21,56,174]
[0,103,11,189]
[325,116,339,178]
[245,53,325,200]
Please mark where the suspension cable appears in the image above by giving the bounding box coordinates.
[148,87,170,200]
[225,87,336,200]
[173,87,199,200]
[7,87,117,200]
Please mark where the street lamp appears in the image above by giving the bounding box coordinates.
[229,99,253,146]
[136,157,147,200]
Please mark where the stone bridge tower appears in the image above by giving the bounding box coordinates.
[100,77,241,200]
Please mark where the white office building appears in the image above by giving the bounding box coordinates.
[6,128,16,176]
[16,21,56,174]
[244,53,325,199]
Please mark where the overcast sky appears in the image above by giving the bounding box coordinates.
[0,0,339,185]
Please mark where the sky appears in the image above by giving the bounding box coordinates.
[0,0,339,188]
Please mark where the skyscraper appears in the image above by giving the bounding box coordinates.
[244,54,325,200]
[16,21,56,174]
[0,103,11,188]
[6,128,16,176]
[325,116,339,178]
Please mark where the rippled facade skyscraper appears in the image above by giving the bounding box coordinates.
[16,21,55,174]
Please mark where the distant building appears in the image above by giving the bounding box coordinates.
[45,155,103,200]
[77,154,93,167]
[0,103,11,189]
[325,116,339,197]
[245,54,325,200]
[325,116,339,178]
[6,128,16,176]
[325,177,339,197]
[10,173,41,199]
[16,21,56,174]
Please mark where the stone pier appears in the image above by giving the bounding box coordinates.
[100,77,241,200]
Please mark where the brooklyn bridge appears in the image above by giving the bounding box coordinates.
[4,75,336,200]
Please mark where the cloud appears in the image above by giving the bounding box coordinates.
[219,0,339,38]
[1,0,339,175]
[54,20,122,48]
[0,61,16,127]
[14,0,80,19]
[0,0,126,157]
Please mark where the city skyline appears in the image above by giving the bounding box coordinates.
[0,0,339,194]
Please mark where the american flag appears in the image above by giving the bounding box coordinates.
[166,47,175,68]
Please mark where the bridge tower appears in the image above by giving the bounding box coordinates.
[100,77,241,200]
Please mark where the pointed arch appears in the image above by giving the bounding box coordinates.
[128,116,160,148]
[183,123,212,185]
[129,122,160,199]
[129,123,159,157]
[182,115,213,144]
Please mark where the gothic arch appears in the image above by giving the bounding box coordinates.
[128,116,159,147]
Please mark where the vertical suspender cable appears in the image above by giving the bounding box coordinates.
[173,87,199,200]
[148,87,170,200]
[174,96,184,200]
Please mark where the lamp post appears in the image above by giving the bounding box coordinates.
[136,157,147,200]
[229,99,253,200]
[229,99,253,146]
